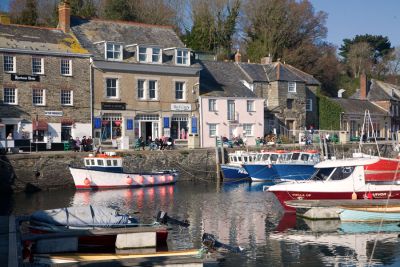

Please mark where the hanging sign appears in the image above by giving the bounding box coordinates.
[102,102,126,110]
[11,74,40,82]
[171,103,191,111]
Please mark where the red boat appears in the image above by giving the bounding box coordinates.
[267,155,400,212]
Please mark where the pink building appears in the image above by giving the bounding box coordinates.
[199,61,264,147]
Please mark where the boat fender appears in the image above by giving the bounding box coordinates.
[84,177,90,186]
[160,175,166,182]
[168,175,174,182]
[148,176,155,184]
[136,175,144,184]
[351,192,357,199]
[366,192,373,199]
[126,176,133,185]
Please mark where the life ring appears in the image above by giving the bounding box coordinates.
[84,178,90,186]
[126,176,133,185]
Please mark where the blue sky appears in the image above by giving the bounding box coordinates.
[1,0,399,47]
[310,0,400,47]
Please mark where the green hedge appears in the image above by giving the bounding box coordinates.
[318,95,344,130]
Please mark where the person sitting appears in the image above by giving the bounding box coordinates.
[138,136,145,150]
[74,137,81,152]
[166,137,174,150]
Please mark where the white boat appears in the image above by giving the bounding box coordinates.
[267,155,400,212]
[69,152,178,189]
[339,208,400,222]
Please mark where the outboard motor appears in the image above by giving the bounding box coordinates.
[156,211,190,227]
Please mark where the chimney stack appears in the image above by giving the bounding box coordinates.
[58,0,70,33]
[260,54,272,65]
[360,73,367,100]
[234,49,241,63]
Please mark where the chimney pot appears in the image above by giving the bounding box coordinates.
[234,49,241,63]
[260,56,272,65]
[58,1,71,33]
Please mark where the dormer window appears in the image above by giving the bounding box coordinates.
[176,49,189,65]
[106,42,122,61]
[137,46,162,63]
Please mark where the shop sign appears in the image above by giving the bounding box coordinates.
[45,111,63,117]
[171,103,191,111]
[11,74,40,82]
[102,102,126,110]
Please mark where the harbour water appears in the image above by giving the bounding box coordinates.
[4,180,400,266]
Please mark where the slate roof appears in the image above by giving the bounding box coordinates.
[351,79,400,101]
[199,61,258,98]
[330,98,387,115]
[263,62,320,85]
[237,63,267,82]
[0,23,89,55]
[71,17,185,60]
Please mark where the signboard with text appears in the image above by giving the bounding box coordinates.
[45,111,63,117]
[171,103,191,111]
[102,102,126,110]
[11,74,40,82]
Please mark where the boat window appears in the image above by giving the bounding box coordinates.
[233,156,237,162]
[311,167,335,181]
[113,160,118,166]
[291,153,300,160]
[97,159,104,166]
[85,159,90,166]
[91,159,95,165]
[106,160,112,166]
[243,156,248,162]
[262,154,270,161]
[300,154,309,161]
[329,166,354,180]
[249,156,253,162]
[270,154,278,162]
[237,156,242,162]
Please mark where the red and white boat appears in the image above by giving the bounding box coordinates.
[267,155,400,212]
[69,152,178,189]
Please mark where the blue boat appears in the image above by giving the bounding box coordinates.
[339,208,400,222]
[243,150,320,182]
[220,151,257,181]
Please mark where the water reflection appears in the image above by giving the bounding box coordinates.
[9,180,400,266]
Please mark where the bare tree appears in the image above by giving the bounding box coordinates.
[348,42,373,78]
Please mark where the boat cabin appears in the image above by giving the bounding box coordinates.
[228,151,257,165]
[84,152,123,172]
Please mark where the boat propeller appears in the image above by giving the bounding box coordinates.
[156,211,190,227]
[202,233,244,253]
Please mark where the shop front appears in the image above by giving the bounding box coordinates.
[134,114,159,141]
[100,113,122,140]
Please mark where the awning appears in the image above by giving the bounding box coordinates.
[32,120,48,131]
[61,118,75,125]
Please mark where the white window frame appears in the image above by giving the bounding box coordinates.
[60,59,72,76]
[137,79,145,99]
[3,55,16,73]
[175,81,185,100]
[148,80,158,100]
[288,82,296,93]
[208,99,217,112]
[209,123,217,137]
[61,90,73,106]
[32,88,46,106]
[32,57,44,74]
[105,42,123,61]
[243,124,253,137]
[138,46,162,63]
[227,100,235,121]
[105,78,119,99]
[306,98,312,111]
[176,49,190,65]
[247,100,255,112]
[3,88,17,105]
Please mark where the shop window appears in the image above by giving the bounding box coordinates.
[33,130,45,142]
[171,114,188,140]
[61,125,72,141]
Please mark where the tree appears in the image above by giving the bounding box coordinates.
[347,42,373,78]
[183,0,240,58]
[339,34,393,63]
[244,0,327,62]
[20,0,38,25]
[103,0,135,21]
[70,0,96,18]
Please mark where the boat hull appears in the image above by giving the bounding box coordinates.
[339,209,400,222]
[272,190,400,212]
[220,164,249,181]
[244,163,315,182]
[69,167,178,190]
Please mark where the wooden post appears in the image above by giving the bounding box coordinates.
[215,136,221,186]
[220,136,225,164]
[319,133,325,159]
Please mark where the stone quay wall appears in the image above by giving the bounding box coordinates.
[0,143,396,193]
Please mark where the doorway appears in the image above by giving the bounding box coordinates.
[5,124,15,139]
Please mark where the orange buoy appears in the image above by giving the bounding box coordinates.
[148,176,155,184]
[84,177,90,185]
[136,175,144,184]
[168,175,174,182]
[126,176,133,185]
[160,175,166,182]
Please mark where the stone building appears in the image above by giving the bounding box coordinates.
[0,5,91,148]
[232,54,319,137]
[70,9,201,147]
[351,74,400,137]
